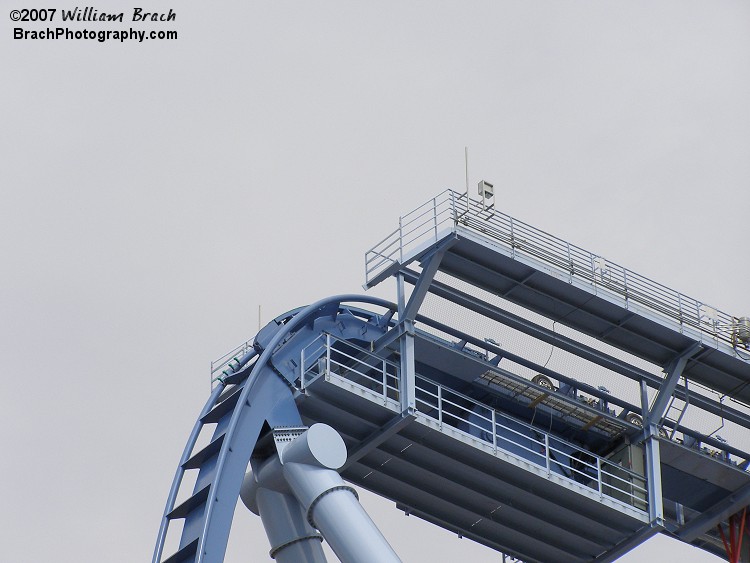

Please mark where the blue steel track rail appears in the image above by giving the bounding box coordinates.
[152,295,394,563]
[154,191,750,563]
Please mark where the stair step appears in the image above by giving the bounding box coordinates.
[162,538,199,563]
[168,484,210,520]
[223,365,252,385]
[202,385,244,424]
[183,433,225,470]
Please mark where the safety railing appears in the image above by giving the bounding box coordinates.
[365,190,458,284]
[415,375,649,512]
[365,189,742,351]
[210,339,254,388]
[300,332,648,511]
[300,333,400,403]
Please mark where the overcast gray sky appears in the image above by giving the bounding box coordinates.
[2,1,748,562]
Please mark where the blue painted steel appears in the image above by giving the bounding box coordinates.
[648,342,702,424]
[155,222,750,563]
[464,406,593,482]
[153,383,225,563]
[196,372,301,561]
[154,295,395,563]
[591,524,661,562]
[676,481,750,542]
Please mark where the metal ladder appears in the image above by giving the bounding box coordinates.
[660,377,690,440]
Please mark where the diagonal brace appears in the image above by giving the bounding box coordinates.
[371,322,407,354]
[341,413,416,471]
[400,239,454,322]
[676,482,750,542]
[648,342,702,425]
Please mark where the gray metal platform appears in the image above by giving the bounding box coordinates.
[155,190,750,563]
[298,367,649,563]
[365,190,750,403]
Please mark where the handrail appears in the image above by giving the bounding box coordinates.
[300,333,400,401]
[365,189,456,281]
[415,373,648,510]
[365,189,744,352]
[210,339,255,387]
[303,333,648,512]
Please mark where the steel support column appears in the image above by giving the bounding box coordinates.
[397,273,416,414]
[641,379,664,528]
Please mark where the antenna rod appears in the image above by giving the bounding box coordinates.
[465,146,469,213]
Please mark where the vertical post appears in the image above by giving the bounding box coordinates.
[465,146,469,215]
[326,333,331,376]
[590,253,597,287]
[644,427,664,526]
[566,242,573,283]
[433,197,438,240]
[492,409,497,452]
[641,378,665,527]
[397,273,416,414]
[623,269,629,309]
[398,216,403,263]
[397,272,405,314]
[437,385,443,428]
[597,457,603,497]
[510,217,515,259]
[300,346,306,390]
[382,358,387,401]
[545,434,550,475]
[676,502,684,526]
[400,329,415,414]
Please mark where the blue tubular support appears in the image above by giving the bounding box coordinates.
[200,295,397,560]
[155,295,396,563]
[157,188,750,563]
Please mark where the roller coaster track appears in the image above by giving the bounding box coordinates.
[153,296,394,563]
[154,190,750,563]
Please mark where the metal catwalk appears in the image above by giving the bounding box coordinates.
[154,189,750,563]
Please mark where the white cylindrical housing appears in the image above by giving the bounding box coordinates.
[736,317,750,344]
[281,423,348,469]
[281,424,402,563]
